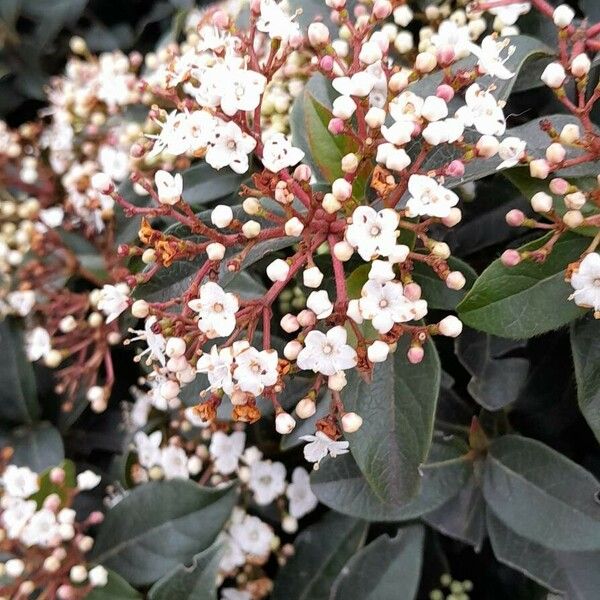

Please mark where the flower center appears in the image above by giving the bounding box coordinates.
[379,299,388,308]
[593,278,600,287]
[213,302,224,313]
[370,225,381,237]
[322,343,333,355]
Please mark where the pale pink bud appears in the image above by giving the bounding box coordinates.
[476,135,499,158]
[293,164,312,182]
[563,210,584,228]
[250,0,261,13]
[437,47,455,66]
[212,10,229,28]
[308,22,330,47]
[341,412,363,433]
[404,282,422,301]
[505,209,526,226]
[438,315,463,337]
[501,249,521,267]
[564,191,586,210]
[328,117,345,135]
[50,467,66,485]
[296,398,316,419]
[549,178,569,195]
[332,178,353,201]
[320,56,334,71]
[445,160,465,177]
[407,346,424,364]
[276,412,297,434]
[446,271,466,290]
[545,143,566,165]
[415,52,437,73]
[297,309,316,328]
[166,337,186,358]
[442,207,462,227]
[436,84,455,102]
[284,340,302,360]
[373,0,393,19]
[529,158,551,179]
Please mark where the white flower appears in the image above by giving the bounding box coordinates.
[456,84,506,136]
[220,69,267,117]
[233,347,279,396]
[489,2,531,25]
[1,465,39,498]
[128,316,167,367]
[296,326,357,376]
[332,71,377,97]
[206,120,257,174]
[89,565,109,588]
[98,146,129,181]
[155,170,183,205]
[286,467,318,518]
[257,0,301,47]
[7,290,35,316]
[376,144,411,171]
[248,460,286,505]
[406,174,459,218]
[76,470,101,491]
[431,21,471,58]
[20,508,59,547]
[197,345,234,394]
[25,327,51,362]
[570,253,600,311]
[147,110,192,158]
[496,137,527,170]
[97,283,130,323]
[134,431,163,469]
[345,206,400,261]
[39,207,64,228]
[359,280,427,333]
[160,445,190,480]
[187,110,219,152]
[188,282,239,339]
[230,514,274,557]
[468,35,515,80]
[1,497,36,539]
[210,431,246,475]
[261,133,304,172]
[306,290,334,319]
[299,431,349,466]
[219,533,246,573]
[422,118,464,146]
[388,91,424,122]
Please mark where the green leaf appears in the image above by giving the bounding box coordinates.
[0,318,39,424]
[483,435,600,552]
[330,526,424,600]
[487,512,600,599]
[311,438,471,521]
[90,480,237,586]
[342,335,440,505]
[412,256,477,310]
[571,314,600,442]
[29,459,75,509]
[457,232,588,339]
[87,569,142,600]
[148,542,223,600]
[8,422,64,473]
[182,162,245,208]
[271,511,367,600]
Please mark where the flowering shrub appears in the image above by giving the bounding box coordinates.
[1,0,600,598]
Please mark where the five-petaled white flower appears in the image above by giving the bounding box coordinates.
[468,35,516,80]
[209,430,246,475]
[128,316,167,367]
[160,445,190,480]
[299,431,350,467]
[230,514,274,557]
[147,110,192,158]
[257,0,301,47]
[206,120,257,174]
[248,460,287,505]
[197,345,234,394]
[346,206,400,261]
[134,431,163,469]
[489,2,531,25]
[220,69,267,117]
[296,326,357,376]
[406,174,459,218]
[188,282,239,339]
[456,84,506,136]
[570,253,600,312]
[7,290,36,316]
[1,465,39,498]
[25,327,51,362]
[431,21,471,58]
[496,136,527,170]
[155,170,183,205]
[233,346,279,396]
[286,467,318,518]
[261,133,305,173]
[98,283,130,323]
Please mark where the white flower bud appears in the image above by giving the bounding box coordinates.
[332,95,357,120]
[296,397,316,419]
[58,315,77,333]
[393,5,413,26]
[563,209,584,228]
[43,556,61,572]
[564,191,586,210]
[242,220,261,238]
[476,135,499,158]
[415,52,437,72]
[346,298,363,323]
[422,96,448,122]
[446,271,466,290]
[559,124,580,144]
[365,106,386,129]
[328,371,347,391]
[322,193,342,214]
[369,260,395,282]
[571,53,591,78]
[86,386,105,404]
[530,159,550,179]
[243,197,261,215]
[276,412,296,434]
[333,240,353,261]
[267,258,290,282]
[438,315,463,337]
[187,455,203,476]
[442,207,462,228]
[88,565,108,588]
[282,515,298,534]
[332,178,353,201]
[177,366,197,384]
[341,153,359,173]
[386,148,411,172]
[359,41,383,65]
[531,191,553,213]
[131,299,149,318]
[306,290,333,319]
[77,536,94,552]
[284,217,304,236]
[142,248,156,264]
[546,143,566,165]
[6,559,25,578]
[281,314,300,334]
[166,337,186,358]
[388,244,410,264]
[394,31,414,54]
[553,4,575,27]
[308,22,330,47]
[70,565,88,584]
[541,62,566,88]
[431,242,451,259]
[160,380,180,400]
[303,266,324,288]
[367,340,389,363]
[342,411,363,432]
[91,172,113,194]
[284,340,302,360]
[206,242,226,261]
[211,204,233,228]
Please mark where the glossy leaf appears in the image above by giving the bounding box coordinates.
[87,570,142,600]
[458,232,588,338]
[330,526,424,600]
[90,481,237,585]
[8,422,64,473]
[182,162,245,208]
[483,435,600,552]
[271,511,367,600]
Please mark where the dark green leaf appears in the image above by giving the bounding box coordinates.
[457,232,588,338]
[86,569,142,600]
[0,318,39,424]
[90,481,237,585]
[571,314,600,442]
[483,435,600,552]
[8,422,64,472]
[342,335,440,505]
[148,542,223,600]
[271,511,367,600]
[330,526,424,600]
[182,162,245,207]
[311,438,471,521]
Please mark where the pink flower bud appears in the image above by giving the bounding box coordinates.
[437,47,455,66]
[373,0,393,19]
[57,585,75,600]
[505,209,526,226]
[297,309,316,328]
[293,164,312,181]
[445,160,465,178]
[407,346,424,364]
[212,10,229,28]
[549,178,569,195]
[50,467,66,485]
[88,511,105,525]
[328,118,345,135]
[501,249,521,267]
[320,55,334,71]
[436,84,455,102]
[404,282,422,301]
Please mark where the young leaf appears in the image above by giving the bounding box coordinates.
[271,511,367,600]
[342,335,440,505]
[483,435,600,552]
[330,526,425,600]
[147,542,224,600]
[90,481,237,586]
[310,439,472,521]
[457,232,588,338]
[86,569,142,600]
[571,314,600,442]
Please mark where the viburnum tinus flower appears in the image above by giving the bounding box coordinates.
[569,253,600,312]
[296,327,357,377]
[455,84,506,136]
[406,174,459,218]
[188,282,239,339]
[286,467,318,518]
[299,431,350,467]
[345,206,400,261]
[210,431,246,475]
